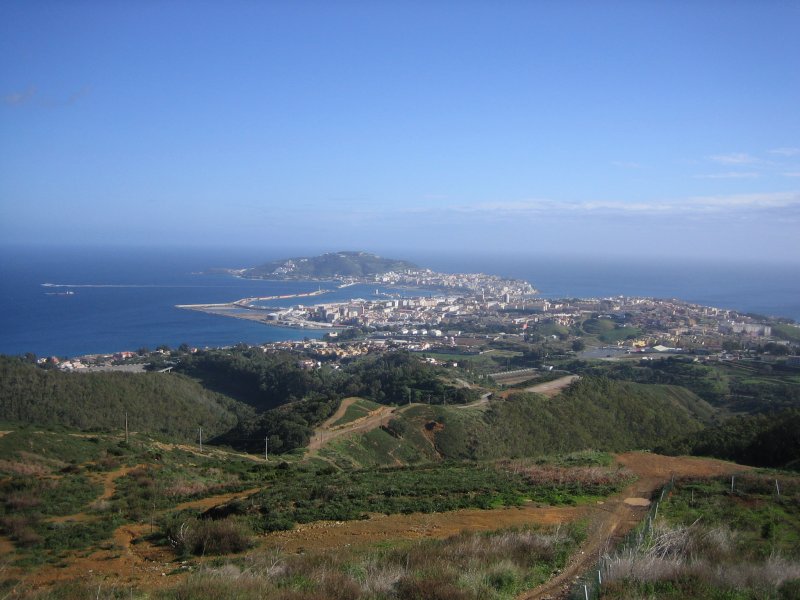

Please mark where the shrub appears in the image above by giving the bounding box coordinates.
[394,576,471,600]
[165,517,252,556]
[1,515,42,546]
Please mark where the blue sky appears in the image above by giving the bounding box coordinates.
[1,1,798,260]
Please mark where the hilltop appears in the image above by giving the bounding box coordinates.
[242,251,417,280]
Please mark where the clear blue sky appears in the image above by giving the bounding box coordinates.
[1,1,798,260]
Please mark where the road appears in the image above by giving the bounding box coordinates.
[307,398,396,452]
[500,374,580,399]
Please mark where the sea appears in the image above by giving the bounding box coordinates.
[1,245,799,359]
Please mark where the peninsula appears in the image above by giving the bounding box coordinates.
[181,250,538,329]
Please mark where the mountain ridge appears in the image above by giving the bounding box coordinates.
[243,250,418,280]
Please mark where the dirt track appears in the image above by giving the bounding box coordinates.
[307,398,395,452]
[12,482,263,591]
[6,452,749,596]
[519,452,750,600]
[500,375,580,399]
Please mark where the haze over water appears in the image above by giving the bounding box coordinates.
[1,246,798,358]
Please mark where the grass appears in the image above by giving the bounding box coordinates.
[597,472,800,599]
[319,406,442,469]
[772,323,800,343]
[157,522,586,600]
[329,398,382,428]
[0,427,266,568]
[581,318,641,344]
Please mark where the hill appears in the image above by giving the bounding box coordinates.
[243,250,417,279]
[315,377,713,468]
[0,357,252,440]
[657,408,800,470]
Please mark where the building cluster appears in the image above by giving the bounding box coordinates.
[369,268,537,297]
[46,266,799,370]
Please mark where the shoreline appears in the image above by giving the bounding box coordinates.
[175,304,345,331]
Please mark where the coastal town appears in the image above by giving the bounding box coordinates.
[49,264,800,373]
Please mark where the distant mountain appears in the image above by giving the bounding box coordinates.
[243,251,418,280]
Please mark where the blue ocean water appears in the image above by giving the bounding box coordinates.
[1,246,798,358]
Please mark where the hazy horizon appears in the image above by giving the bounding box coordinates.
[2,2,798,261]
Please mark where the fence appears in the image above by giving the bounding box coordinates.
[565,472,793,599]
[567,478,675,600]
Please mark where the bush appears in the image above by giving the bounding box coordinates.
[165,517,252,556]
[395,576,470,600]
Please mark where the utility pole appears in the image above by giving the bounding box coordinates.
[125,412,129,444]
[265,436,269,461]
[199,427,203,452]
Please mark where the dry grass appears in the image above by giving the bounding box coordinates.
[500,462,633,490]
[159,524,578,599]
[603,522,800,592]
[0,459,50,477]
[5,491,42,511]
[0,514,42,547]
[166,480,210,497]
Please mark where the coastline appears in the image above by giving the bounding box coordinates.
[176,303,343,331]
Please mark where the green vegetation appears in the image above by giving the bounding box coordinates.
[216,460,631,533]
[206,349,479,453]
[0,427,266,566]
[157,522,585,600]
[330,398,382,428]
[0,348,480,457]
[160,514,253,557]
[566,356,800,414]
[658,409,800,471]
[0,356,248,440]
[244,250,417,279]
[598,473,800,599]
[773,323,800,343]
[434,378,710,460]
[582,318,641,343]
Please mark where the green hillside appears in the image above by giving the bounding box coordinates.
[658,409,800,470]
[432,378,711,460]
[581,318,641,343]
[244,251,417,279]
[0,357,251,440]
[318,378,713,466]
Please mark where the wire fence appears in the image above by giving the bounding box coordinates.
[567,478,676,600]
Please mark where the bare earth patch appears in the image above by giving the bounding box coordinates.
[623,498,651,507]
[7,452,749,598]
